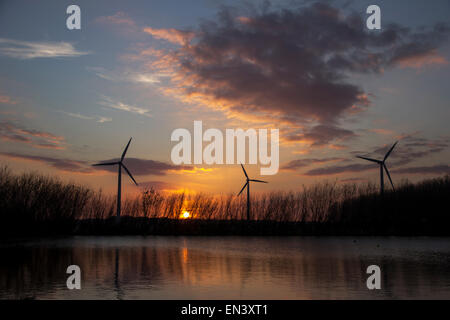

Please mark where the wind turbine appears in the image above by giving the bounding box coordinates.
[237,164,268,221]
[356,141,398,195]
[93,138,138,218]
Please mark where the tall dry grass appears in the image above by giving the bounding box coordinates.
[1,165,449,235]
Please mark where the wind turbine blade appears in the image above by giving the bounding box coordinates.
[93,162,119,166]
[250,179,268,183]
[356,156,381,164]
[121,138,132,161]
[238,182,248,196]
[122,164,138,186]
[240,163,248,179]
[384,164,395,191]
[384,141,398,162]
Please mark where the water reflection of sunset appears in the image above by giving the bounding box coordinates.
[2,237,450,299]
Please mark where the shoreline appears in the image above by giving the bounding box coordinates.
[1,216,449,238]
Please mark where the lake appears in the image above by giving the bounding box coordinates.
[1,236,450,299]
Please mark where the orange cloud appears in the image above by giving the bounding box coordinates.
[171,167,215,174]
[369,128,396,136]
[236,16,252,24]
[0,121,66,150]
[292,149,310,155]
[329,144,348,150]
[143,27,194,45]
[135,4,448,152]
[396,50,448,69]
[96,12,136,27]
[1,134,31,143]
[0,94,17,105]
[32,142,66,150]
[0,152,98,175]
[16,128,64,141]
[138,180,181,193]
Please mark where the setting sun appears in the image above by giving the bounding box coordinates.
[180,211,191,219]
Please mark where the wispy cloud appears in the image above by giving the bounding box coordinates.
[143,27,194,45]
[0,94,17,105]
[354,135,449,166]
[60,111,112,123]
[93,158,193,175]
[97,117,112,123]
[0,121,66,150]
[95,12,140,36]
[394,49,448,69]
[0,38,89,59]
[392,165,450,175]
[87,67,161,84]
[0,152,94,174]
[304,134,449,177]
[369,128,397,136]
[281,157,345,171]
[99,95,152,117]
[32,142,66,150]
[130,73,161,84]
[96,12,136,28]
[304,163,376,176]
[1,152,194,177]
[16,128,63,141]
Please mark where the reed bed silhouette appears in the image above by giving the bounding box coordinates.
[0,166,449,236]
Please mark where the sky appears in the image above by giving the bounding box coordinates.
[0,0,449,196]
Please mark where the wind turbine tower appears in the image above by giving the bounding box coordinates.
[238,164,268,220]
[93,138,138,218]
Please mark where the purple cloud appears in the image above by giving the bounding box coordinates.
[0,121,65,149]
[281,157,344,171]
[304,163,376,176]
[284,125,357,146]
[151,2,448,147]
[92,158,193,176]
[392,165,450,175]
[1,152,193,176]
[0,152,93,173]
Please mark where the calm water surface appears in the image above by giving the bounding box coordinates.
[1,236,450,299]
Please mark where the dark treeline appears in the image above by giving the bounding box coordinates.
[0,166,449,236]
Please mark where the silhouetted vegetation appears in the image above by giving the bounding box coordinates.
[0,166,449,236]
